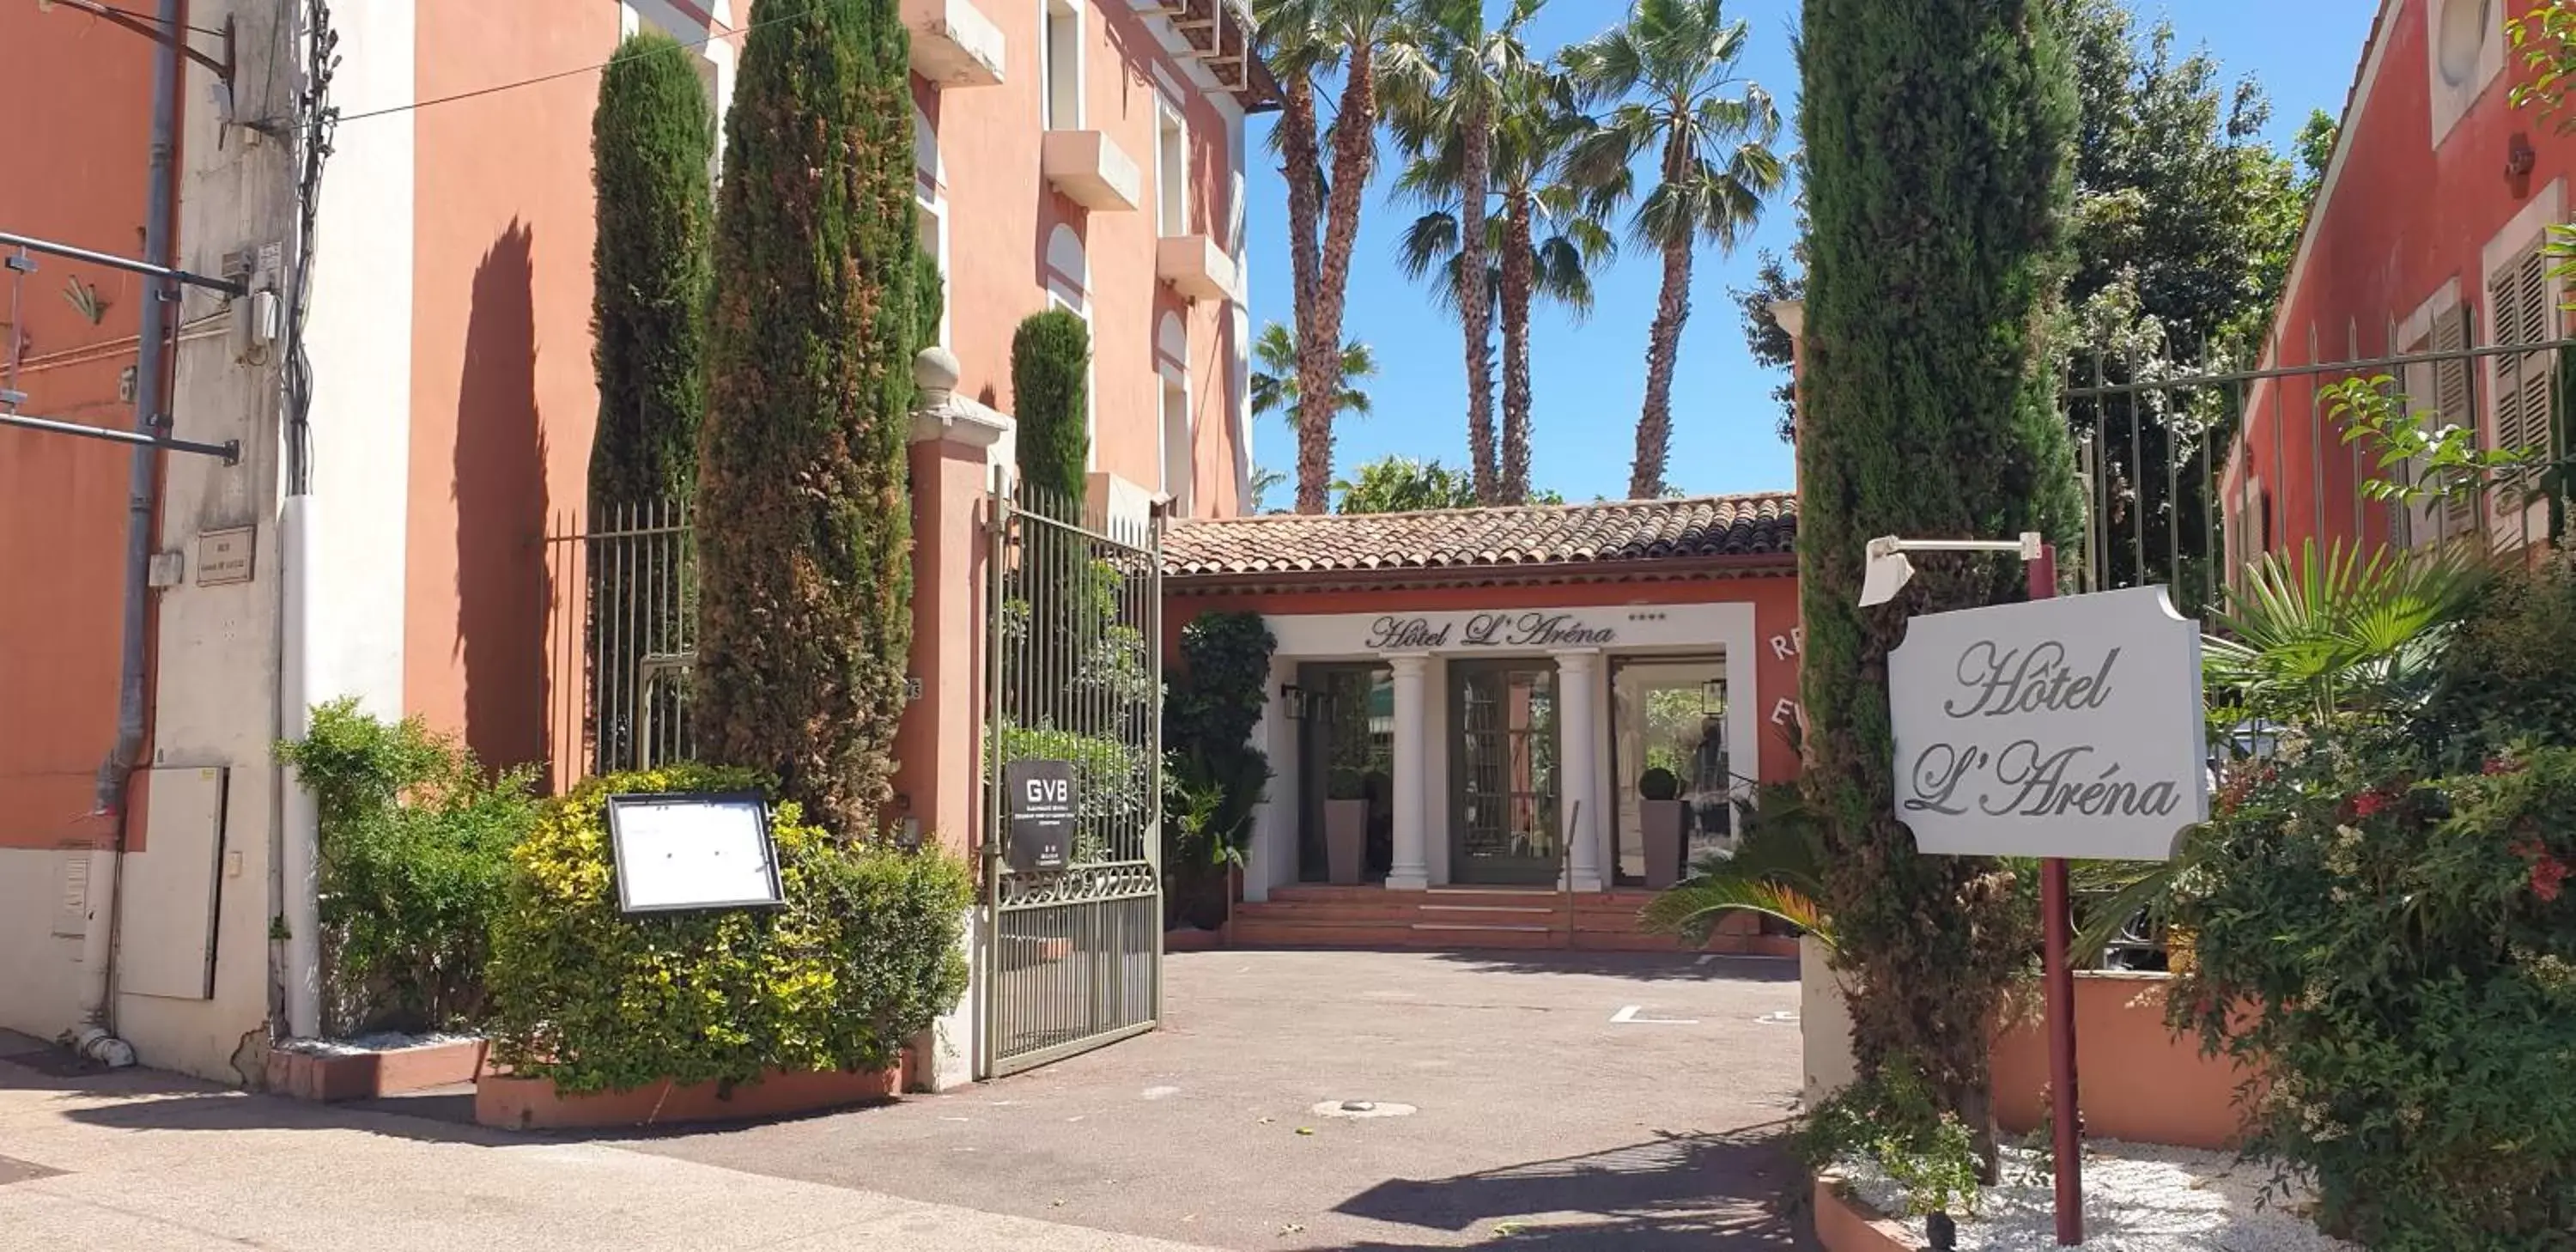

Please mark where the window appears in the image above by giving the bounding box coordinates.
[1043,0,1081,131]
[1156,103,1188,237]
[2393,306,2480,548]
[2427,0,2503,145]
[2488,246,2555,546]
[1162,379,1192,515]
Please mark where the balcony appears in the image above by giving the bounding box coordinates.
[1042,131,1141,213]
[1156,234,1235,301]
[905,0,1004,88]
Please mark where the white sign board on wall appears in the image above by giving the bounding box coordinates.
[1887,585,2208,861]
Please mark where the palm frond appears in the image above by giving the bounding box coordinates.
[1639,877,1832,951]
[2209,538,2491,720]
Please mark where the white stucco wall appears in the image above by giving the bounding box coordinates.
[1244,603,1759,892]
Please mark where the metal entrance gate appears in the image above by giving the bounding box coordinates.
[980,478,1163,1076]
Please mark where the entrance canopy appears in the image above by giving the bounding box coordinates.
[1163,495,1802,902]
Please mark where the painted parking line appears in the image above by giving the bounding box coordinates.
[1609,1004,1699,1024]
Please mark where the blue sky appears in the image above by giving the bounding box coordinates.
[1240,0,2380,504]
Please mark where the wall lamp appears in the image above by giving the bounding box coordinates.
[1858,532,2046,607]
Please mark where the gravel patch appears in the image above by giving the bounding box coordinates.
[1839,1141,2355,1251]
[275,1031,477,1056]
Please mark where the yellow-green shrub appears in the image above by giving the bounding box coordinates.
[485,763,970,1094]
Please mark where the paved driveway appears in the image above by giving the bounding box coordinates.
[626,948,1811,1250]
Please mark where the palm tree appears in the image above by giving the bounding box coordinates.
[1254,0,1425,513]
[1250,320,1377,426]
[1386,0,1544,502]
[1561,0,1784,500]
[1395,65,1613,503]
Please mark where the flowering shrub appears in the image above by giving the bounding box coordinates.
[485,764,970,1095]
[2171,727,2576,1247]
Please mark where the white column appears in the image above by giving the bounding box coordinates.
[1555,649,1605,894]
[1387,653,1431,890]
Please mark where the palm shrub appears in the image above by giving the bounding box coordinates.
[693,0,918,835]
[1640,778,1832,950]
[276,699,538,1034]
[485,764,970,1095]
[1792,0,2085,1155]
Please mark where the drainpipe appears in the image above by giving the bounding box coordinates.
[73,0,187,1070]
[280,498,320,1039]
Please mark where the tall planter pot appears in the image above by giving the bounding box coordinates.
[1641,799,1688,890]
[1326,799,1370,885]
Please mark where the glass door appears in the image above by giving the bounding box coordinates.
[1297,663,1394,883]
[1450,660,1560,885]
[1610,658,1730,886]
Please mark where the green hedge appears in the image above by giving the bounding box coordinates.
[485,764,970,1095]
[277,699,537,1034]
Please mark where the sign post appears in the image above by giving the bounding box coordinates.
[1881,546,2207,1249]
[2027,545,2083,1248]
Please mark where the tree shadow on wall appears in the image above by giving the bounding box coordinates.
[453,222,551,783]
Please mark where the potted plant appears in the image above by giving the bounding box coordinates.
[1325,767,1369,885]
[1637,767,1687,890]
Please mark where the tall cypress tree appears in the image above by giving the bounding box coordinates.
[694,0,917,833]
[1796,0,2083,1138]
[587,32,714,775]
[589,30,714,508]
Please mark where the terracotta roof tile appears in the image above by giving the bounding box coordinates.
[1163,492,1796,578]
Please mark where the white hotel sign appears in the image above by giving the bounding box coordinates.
[1887,585,2207,861]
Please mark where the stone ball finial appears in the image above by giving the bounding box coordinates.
[914,345,961,397]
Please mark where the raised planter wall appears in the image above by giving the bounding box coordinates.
[267,1037,489,1102]
[1989,972,2250,1150]
[476,1062,905,1131]
[1800,948,2251,1150]
[1812,1177,1921,1252]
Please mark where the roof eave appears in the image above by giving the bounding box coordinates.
[1163,550,1799,594]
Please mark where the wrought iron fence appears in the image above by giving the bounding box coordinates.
[544,497,696,779]
[981,475,1163,1076]
[2063,326,2573,620]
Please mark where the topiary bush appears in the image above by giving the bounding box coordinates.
[1011,308,1091,505]
[277,699,538,1035]
[485,763,970,1096]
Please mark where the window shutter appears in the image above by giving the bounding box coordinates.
[2488,249,2556,546]
[2435,304,2478,541]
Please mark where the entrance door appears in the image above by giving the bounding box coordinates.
[1451,659,1560,885]
[1609,658,1730,886]
[1297,663,1394,883]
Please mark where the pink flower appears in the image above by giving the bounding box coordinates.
[2352,790,2392,818]
[2532,856,2567,904]
[2484,757,2526,776]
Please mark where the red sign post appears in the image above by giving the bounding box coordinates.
[2026,543,2083,1246]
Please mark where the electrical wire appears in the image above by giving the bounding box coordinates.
[336,7,781,125]
[47,0,230,39]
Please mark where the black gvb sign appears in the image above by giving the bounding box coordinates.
[1887,586,2206,860]
[1005,759,1077,872]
